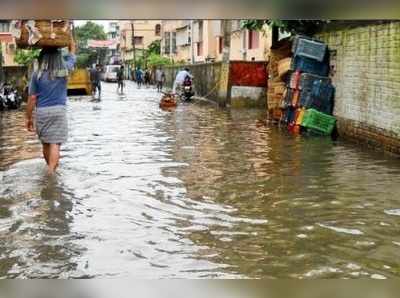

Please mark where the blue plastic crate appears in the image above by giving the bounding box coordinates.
[291,55,330,77]
[292,35,314,53]
[311,79,335,101]
[299,81,335,115]
[299,73,331,91]
[299,89,313,107]
[294,38,327,62]
[309,97,334,115]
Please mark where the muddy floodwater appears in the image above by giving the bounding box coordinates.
[1,82,400,278]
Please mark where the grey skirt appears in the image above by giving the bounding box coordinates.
[36,105,68,144]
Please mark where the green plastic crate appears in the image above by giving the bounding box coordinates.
[301,108,336,135]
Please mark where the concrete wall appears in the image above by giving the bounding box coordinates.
[229,61,268,108]
[164,62,227,105]
[164,60,267,108]
[318,21,400,155]
[230,86,266,108]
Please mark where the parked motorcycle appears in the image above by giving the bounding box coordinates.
[0,83,22,110]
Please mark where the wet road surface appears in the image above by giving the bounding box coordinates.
[1,81,400,278]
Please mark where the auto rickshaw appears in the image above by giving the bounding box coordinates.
[67,68,92,95]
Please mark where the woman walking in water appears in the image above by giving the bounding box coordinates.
[26,36,76,175]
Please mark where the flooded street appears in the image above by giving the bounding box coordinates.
[1,81,400,278]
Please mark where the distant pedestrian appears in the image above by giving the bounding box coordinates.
[26,36,76,175]
[90,64,102,101]
[135,67,144,89]
[117,65,125,94]
[144,69,151,88]
[155,67,166,92]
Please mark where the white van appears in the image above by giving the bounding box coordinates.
[103,65,121,82]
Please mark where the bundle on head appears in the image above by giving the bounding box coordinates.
[16,20,71,48]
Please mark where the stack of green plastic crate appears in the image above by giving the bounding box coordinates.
[301,108,336,136]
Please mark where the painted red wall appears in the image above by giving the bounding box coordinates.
[229,61,268,88]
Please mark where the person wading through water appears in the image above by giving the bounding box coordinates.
[26,36,76,175]
[155,67,166,92]
[117,65,125,94]
[90,64,102,101]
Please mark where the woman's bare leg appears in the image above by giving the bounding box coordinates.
[47,144,61,174]
[42,143,50,165]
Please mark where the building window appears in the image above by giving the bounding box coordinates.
[232,20,241,32]
[248,30,259,49]
[172,32,177,53]
[0,22,10,32]
[176,28,189,46]
[198,21,203,42]
[218,37,223,54]
[164,32,171,54]
[197,42,203,56]
[155,24,161,36]
[134,36,143,45]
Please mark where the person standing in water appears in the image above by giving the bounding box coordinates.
[155,67,166,92]
[144,68,151,88]
[117,65,125,94]
[26,36,76,175]
[135,67,144,89]
[90,64,102,101]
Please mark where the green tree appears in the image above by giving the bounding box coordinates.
[241,20,329,36]
[76,52,91,68]
[147,40,161,55]
[74,21,107,49]
[74,21,107,67]
[146,53,172,68]
[14,49,41,66]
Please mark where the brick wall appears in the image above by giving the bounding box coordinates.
[318,21,400,155]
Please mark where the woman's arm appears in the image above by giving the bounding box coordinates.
[69,33,76,55]
[26,73,38,132]
[63,33,77,71]
[26,95,36,132]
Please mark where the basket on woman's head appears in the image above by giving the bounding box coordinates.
[14,20,71,49]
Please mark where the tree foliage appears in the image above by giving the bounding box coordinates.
[74,21,107,49]
[14,49,41,66]
[74,21,107,68]
[76,53,91,68]
[241,20,329,36]
[146,53,172,68]
[147,40,161,55]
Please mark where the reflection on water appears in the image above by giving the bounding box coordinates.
[1,82,400,278]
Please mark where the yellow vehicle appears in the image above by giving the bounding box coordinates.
[67,68,92,95]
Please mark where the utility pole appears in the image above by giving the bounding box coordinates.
[221,20,232,63]
[219,20,232,107]
[190,20,194,64]
[0,45,3,83]
[130,20,136,72]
